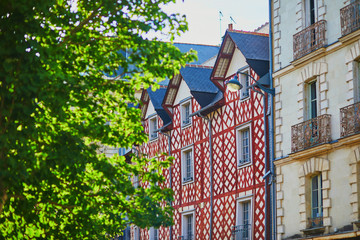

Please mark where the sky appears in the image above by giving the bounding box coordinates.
[163,0,269,46]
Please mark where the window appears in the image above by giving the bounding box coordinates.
[134,226,140,240]
[234,198,252,240]
[149,227,158,240]
[149,116,158,140]
[354,61,360,102]
[237,125,251,166]
[304,0,317,27]
[240,70,250,99]
[133,175,139,188]
[307,80,318,120]
[182,147,194,183]
[181,100,192,127]
[181,212,194,240]
[310,174,323,228]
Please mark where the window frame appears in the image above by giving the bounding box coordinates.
[235,195,253,240]
[305,78,319,120]
[310,174,323,220]
[181,145,194,185]
[180,98,192,128]
[236,123,252,168]
[133,175,139,188]
[149,115,158,141]
[181,210,195,240]
[303,0,318,27]
[239,69,251,100]
[149,227,159,240]
[354,60,360,102]
[134,226,140,240]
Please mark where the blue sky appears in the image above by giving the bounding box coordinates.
[164,0,269,46]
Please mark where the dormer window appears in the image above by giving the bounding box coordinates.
[240,69,250,99]
[181,100,192,127]
[149,116,158,140]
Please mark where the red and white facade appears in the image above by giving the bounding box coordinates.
[135,30,268,240]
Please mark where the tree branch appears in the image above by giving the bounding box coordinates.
[59,3,103,47]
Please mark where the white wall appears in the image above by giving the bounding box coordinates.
[226,48,248,78]
[174,79,192,106]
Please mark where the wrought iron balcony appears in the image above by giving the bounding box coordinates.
[341,0,360,36]
[293,20,326,60]
[231,224,251,240]
[308,216,323,228]
[340,102,360,137]
[291,114,331,153]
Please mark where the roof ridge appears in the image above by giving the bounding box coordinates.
[227,29,269,37]
[254,22,269,32]
[185,64,213,69]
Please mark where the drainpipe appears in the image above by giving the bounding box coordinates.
[268,0,277,239]
[250,86,271,240]
[157,126,172,240]
[198,113,214,240]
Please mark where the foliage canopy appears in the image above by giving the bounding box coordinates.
[0,0,195,238]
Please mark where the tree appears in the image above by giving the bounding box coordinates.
[0,0,196,238]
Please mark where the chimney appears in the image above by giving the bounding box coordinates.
[228,23,233,30]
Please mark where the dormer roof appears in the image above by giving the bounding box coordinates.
[140,87,171,126]
[211,30,269,91]
[162,65,220,117]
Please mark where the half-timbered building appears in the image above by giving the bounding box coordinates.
[136,25,269,240]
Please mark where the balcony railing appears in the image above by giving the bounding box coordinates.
[308,216,323,228]
[340,102,360,137]
[291,114,331,153]
[231,224,251,240]
[293,20,326,60]
[341,0,360,36]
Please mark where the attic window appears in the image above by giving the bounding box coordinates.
[240,69,250,99]
[149,116,158,140]
[181,100,192,128]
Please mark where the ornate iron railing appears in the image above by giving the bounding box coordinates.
[308,216,323,228]
[341,0,360,36]
[340,102,360,137]
[293,20,326,60]
[291,114,331,153]
[231,224,251,240]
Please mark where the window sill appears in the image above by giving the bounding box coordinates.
[239,95,250,102]
[182,178,194,185]
[181,122,192,129]
[301,226,326,236]
[238,161,252,169]
[149,136,159,142]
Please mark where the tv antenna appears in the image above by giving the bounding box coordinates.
[219,11,223,43]
[230,16,237,25]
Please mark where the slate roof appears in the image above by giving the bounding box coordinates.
[180,66,220,108]
[228,31,269,78]
[147,88,171,125]
[180,67,218,94]
[174,43,219,65]
[228,31,269,61]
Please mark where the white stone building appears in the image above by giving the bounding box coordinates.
[272,0,360,239]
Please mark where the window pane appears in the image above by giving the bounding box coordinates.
[187,215,193,238]
[241,129,250,163]
[309,81,317,119]
[311,175,323,219]
[243,202,249,225]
